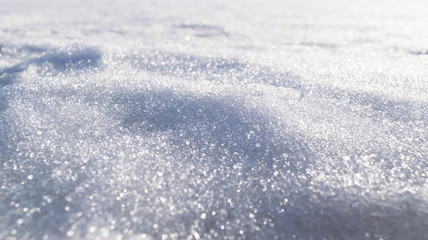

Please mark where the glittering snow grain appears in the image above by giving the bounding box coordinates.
[1,0,427,239]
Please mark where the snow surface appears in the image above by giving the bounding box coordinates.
[1,0,428,239]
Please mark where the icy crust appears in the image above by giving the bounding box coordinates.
[0,43,427,240]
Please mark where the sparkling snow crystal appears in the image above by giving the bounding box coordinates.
[1,0,427,239]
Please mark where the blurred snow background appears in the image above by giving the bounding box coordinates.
[1,0,427,239]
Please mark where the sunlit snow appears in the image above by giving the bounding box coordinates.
[1,0,427,239]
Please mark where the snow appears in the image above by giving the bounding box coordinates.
[1,0,427,239]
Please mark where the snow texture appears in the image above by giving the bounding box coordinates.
[1,0,427,239]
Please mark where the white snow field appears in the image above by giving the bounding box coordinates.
[1,0,427,239]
